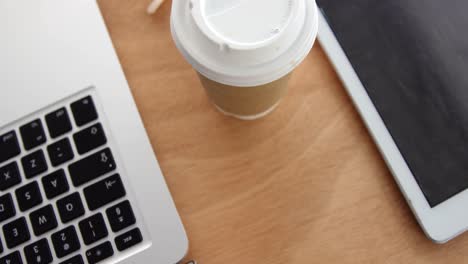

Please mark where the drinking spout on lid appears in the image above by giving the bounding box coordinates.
[191,0,297,50]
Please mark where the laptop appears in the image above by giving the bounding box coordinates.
[0,1,188,263]
[318,0,468,242]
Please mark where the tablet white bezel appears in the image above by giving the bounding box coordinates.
[318,10,468,243]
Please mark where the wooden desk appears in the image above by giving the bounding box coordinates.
[98,1,468,263]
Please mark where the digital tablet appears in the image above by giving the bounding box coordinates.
[317,0,468,243]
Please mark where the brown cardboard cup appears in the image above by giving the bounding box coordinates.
[198,73,291,120]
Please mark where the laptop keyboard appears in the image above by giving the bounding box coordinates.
[0,94,146,264]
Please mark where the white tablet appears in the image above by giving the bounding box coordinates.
[317,1,468,243]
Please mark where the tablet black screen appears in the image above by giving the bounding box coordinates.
[317,0,468,207]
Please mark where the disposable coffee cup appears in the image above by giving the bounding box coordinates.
[171,0,318,120]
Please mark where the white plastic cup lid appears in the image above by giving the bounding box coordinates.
[171,0,318,87]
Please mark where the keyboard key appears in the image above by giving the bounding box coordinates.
[71,96,98,127]
[68,148,116,187]
[0,162,22,191]
[57,193,85,224]
[0,194,16,223]
[0,237,3,254]
[21,150,48,179]
[47,138,74,167]
[73,123,107,155]
[85,241,113,264]
[0,251,23,264]
[16,181,43,212]
[84,174,126,211]
[29,205,58,236]
[52,226,81,258]
[115,228,143,252]
[106,201,136,232]
[60,255,84,264]
[42,170,70,199]
[3,217,31,249]
[0,131,21,164]
[79,213,108,245]
[20,119,46,150]
[46,107,72,139]
[24,238,53,264]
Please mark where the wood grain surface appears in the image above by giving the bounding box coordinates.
[97,1,468,263]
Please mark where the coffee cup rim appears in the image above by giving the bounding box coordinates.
[171,0,319,87]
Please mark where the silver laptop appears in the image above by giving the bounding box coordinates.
[0,1,188,263]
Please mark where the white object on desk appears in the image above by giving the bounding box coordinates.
[318,9,468,243]
[170,0,318,87]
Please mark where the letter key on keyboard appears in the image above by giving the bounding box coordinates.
[51,226,81,258]
[0,193,16,223]
[106,200,136,232]
[45,107,72,139]
[21,150,48,179]
[42,170,70,199]
[47,138,74,167]
[16,181,43,212]
[0,131,21,164]
[24,238,53,264]
[68,148,116,187]
[79,213,108,245]
[115,228,143,252]
[3,217,31,249]
[56,193,85,224]
[71,96,98,127]
[86,241,113,264]
[73,123,107,155]
[0,251,23,264]
[20,119,46,151]
[84,174,126,211]
[29,205,58,236]
[59,255,84,264]
[0,162,22,191]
